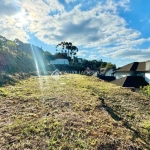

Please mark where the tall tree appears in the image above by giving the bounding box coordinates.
[56,42,78,58]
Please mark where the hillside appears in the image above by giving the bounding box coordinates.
[0,74,150,150]
[0,35,45,74]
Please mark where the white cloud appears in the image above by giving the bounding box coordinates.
[0,0,150,63]
[101,47,150,62]
[77,50,88,57]
[65,0,76,4]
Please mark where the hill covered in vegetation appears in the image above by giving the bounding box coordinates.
[0,35,46,74]
[0,74,149,149]
[0,35,116,75]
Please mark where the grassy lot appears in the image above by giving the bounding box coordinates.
[0,74,150,150]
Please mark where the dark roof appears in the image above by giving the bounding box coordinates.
[50,53,71,60]
[136,62,146,71]
[111,77,126,87]
[116,62,146,72]
[99,76,116,82]
[111,76,148,88]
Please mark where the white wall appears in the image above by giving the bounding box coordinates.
[145,73,150,83]
[146,61,150,71]
[105,69,113,76]
[50,59,69,65]
[114,72,131,79]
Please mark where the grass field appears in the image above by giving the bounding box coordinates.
[0,74,150,150]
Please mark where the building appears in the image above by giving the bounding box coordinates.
[50,59,69,65]
[114,62,145,79]
[111,61,150,88]
[50,53,70,65]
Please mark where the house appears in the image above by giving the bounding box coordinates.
[50,53,70,65]
[145,60,150,83]
[111,61,150,88]
[114,62,146,79]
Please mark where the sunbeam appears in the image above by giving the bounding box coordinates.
[12,1,48,100]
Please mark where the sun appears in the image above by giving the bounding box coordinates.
[14,12,29,27]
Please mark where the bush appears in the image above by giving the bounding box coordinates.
[139,84,150,97]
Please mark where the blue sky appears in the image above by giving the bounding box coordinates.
[0,0,150,67]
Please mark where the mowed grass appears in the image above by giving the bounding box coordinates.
[0,74,150,150]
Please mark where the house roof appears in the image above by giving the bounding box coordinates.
[50,53,71,61]
[54,53,68,59]
[115,62,146,72]
[111,76,148,88]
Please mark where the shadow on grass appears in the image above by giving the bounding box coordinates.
[0,74,17,86]
[122,120,150,149]
[101,104,150,149]
[102,104,122,121]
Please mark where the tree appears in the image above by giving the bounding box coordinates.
[105,62,116,69]
[100,62,107,68]
[7,40,16,50]
[56,42,78,59]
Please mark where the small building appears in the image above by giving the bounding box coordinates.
[50,53,70,65]
[50,59,69,65]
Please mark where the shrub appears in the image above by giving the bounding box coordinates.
[139,84,150,97]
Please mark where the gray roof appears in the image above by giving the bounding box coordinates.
[115,62,146,72]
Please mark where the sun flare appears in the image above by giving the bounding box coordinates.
[14,12,30,27]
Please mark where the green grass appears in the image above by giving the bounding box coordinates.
[0,74,150,149]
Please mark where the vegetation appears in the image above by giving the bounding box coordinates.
[81,59,116,70]
[56,42,78,58]
[140,84,150,98]
[0,35,116,76]
[0,74,149,149]
[0,45,36,73]
[0,35,48,74]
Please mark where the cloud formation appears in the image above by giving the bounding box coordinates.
[0,0,150,64]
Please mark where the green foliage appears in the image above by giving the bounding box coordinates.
[0,48,36,74]
[0,37,47,74]
[139,84,150,97]
[6,40,16,50]
[56,42,78,59]
[105,62,116,69]
[79,59,116,70]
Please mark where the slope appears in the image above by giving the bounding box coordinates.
[0,74,150,149]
